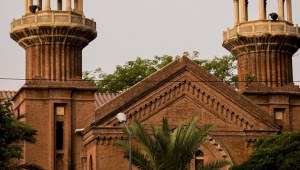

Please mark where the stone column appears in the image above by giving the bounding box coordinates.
[278,0,284,20]
[57,0,62,10]
[245,0,248,21]
[45,0,51,10]
[259,0,266,20]
[66,0,72,11]
[28,0,33,13]
[25,0,29,14]
[38,0,42,10]
[234,0,239,25]
[74,0,78,12]
[286,0,293,23]
[264,0,267,19]
[78,0,83,14]
[28,0,33,7]
[240,0,247,22]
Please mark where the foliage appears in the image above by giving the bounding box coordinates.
[116,117,230,170]
[0,99,42,170]
[193,55,237,88]
[232,132,300,170]
[83,52,237,93]
[83,55,174,93]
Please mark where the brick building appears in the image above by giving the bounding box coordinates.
[1,0,300,169]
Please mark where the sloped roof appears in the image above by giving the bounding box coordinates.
[92,56,278,131]
[0,91,16,100]
[94,93,118,107]
[0,91,16,112]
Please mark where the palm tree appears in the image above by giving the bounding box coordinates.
[116,117,230,170]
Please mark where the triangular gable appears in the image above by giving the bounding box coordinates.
[92,56,278,131]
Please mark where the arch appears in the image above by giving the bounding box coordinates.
[206,135,232,163]
[195,150,204,170]
[191,135,233,170]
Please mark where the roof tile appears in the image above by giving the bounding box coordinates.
[0,90,16,100]
[94,93,118,108]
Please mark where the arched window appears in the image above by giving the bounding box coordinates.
[195,150,204,170]
[89,155,93,170]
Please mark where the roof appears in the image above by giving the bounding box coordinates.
[94,93,118,107]
[92,56,279,131]
[0,91,16,100]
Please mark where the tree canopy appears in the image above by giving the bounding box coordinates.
[83,52,237,93]
[0,99,41,170]
[232,132,300,170]
[116,117,230,170]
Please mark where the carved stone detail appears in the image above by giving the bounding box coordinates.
[109,78,254,130]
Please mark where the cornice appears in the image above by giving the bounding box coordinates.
[99,76,277,131]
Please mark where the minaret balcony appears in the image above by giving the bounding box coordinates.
[223,20,300,42]
[11,11,96,33]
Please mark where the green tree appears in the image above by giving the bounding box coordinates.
[194,55,237,88]
[83,52,237,93]
[0,99,42,170]
[116,117,230,170]
[232,132,300,170]
[83,55,174,93]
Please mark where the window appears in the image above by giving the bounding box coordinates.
[89,155,93,170]
[195,150,204,170]
[274,108,284,120]
[56,106,65,116]
[56,122,64,150]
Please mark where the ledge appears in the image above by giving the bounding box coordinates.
[11,10,96,33]
[223,20,300,41]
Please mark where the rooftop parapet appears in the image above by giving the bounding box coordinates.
[223,20,300,42]
[11,10,96,33]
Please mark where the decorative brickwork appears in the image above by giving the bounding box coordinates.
[10,11,97,82]
[223,21,300,90]
[5,0,300,169]
[9,1,97,169]
[81,57,279,168]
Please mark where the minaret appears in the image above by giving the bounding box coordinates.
[10,1,97,169]
[223,0,300,131]
[223,0,300,91]
[11,0,96,84]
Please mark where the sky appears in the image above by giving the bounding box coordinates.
[1,0,300,90]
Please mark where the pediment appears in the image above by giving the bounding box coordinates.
[92,57,278,132]
[139,95,237,131]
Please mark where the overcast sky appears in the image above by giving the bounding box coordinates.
[1,0,300,90]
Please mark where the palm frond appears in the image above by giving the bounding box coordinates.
[116,117,227,170]
[170,117,212,168]
[116,139,154,170]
